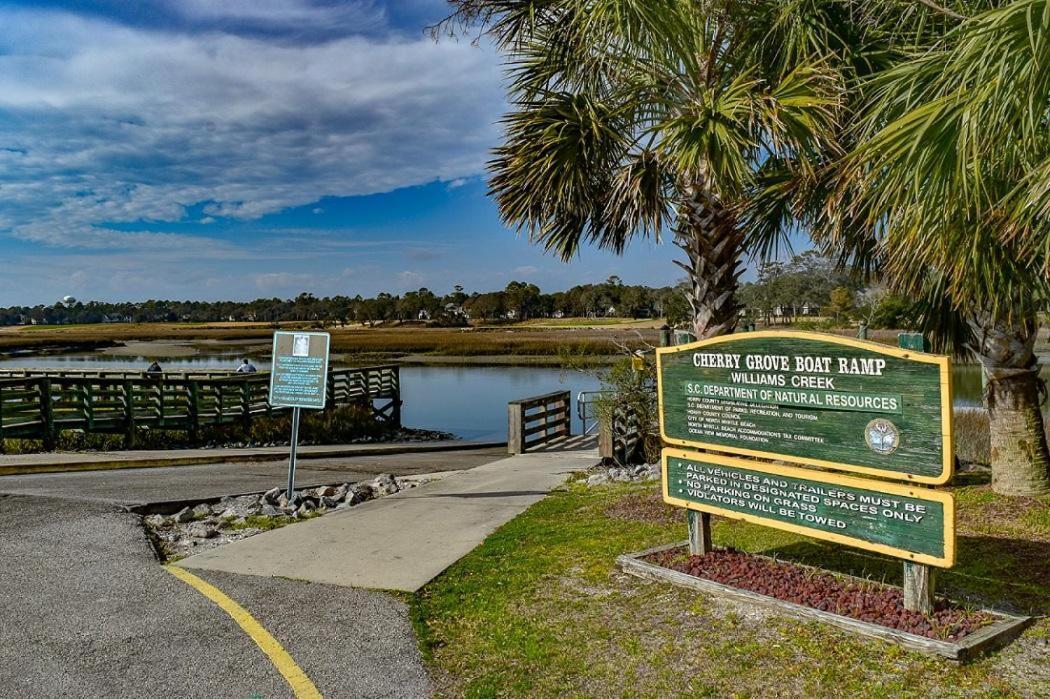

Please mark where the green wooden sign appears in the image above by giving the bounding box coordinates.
[663,449,955,567]
[657,331,953,484]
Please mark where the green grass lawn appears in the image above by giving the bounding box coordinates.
[411,479,1049,698]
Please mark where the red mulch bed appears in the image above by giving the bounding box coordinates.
[644,547,993,641]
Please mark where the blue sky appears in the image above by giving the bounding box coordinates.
[0,1,703,305]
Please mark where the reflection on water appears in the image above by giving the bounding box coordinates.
[4,353,1048,437]
[953,364,1050,408]
[398,366,601,441]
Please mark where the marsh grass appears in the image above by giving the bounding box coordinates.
[0,322,655,357]
[332,327,652,357]
[953,408,991,465]
[951,406,1050,468]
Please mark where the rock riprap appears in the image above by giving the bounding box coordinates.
[579,462,660,487]
[145,473,436,559]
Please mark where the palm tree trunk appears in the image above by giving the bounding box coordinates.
[673,179,744,339]
[968,308,1050,496]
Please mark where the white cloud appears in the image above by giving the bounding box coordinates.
[253,271,318,289]
[0,7,504,251]
[513,265,539,276]
[397,270,424,287]
[167,0,386,30]
[404,246,442,262]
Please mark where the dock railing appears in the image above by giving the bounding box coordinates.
[507,390,571,454]
[0,365,401,451]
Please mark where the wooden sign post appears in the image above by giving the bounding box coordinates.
[656,331,956,611]
[897,331,935,613]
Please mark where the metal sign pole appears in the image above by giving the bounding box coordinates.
[286,406,301,499]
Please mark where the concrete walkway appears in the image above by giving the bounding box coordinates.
[177,447,598,592]
[0,439,501,475]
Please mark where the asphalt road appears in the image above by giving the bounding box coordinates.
[0,494,431,698]
[0,448,512,697]
[0,447,506,507]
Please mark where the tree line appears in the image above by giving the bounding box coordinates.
[737,251,916,329]
[0,253,925,329]
[0,277,688,327]
[5,254,910,329]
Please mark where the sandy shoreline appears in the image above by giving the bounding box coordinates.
[100,340,265,358]
[380,353,616,367]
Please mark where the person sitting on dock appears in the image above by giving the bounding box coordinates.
[145,361,162,374]
[236,358,257,373]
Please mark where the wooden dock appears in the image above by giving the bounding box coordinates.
[0,366,401,450]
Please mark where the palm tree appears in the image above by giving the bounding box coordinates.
[439,0,840,339]
[842,0,1050,495]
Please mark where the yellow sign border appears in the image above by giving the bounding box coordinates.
[662,448,956,568]
[656,330,954,485]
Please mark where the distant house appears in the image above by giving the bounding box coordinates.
[552,310,565,319]
[101,314,132,323]
[772,304,819,318]
[443,303,468,321]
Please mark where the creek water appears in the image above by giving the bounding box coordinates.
[1,351,1045,439]
[0,353,602,441]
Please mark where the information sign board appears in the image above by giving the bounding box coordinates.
[663,448,955,567]
[268,331,330,410]
[657,331,953,484]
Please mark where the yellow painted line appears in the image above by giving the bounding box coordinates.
[164,566,322,699]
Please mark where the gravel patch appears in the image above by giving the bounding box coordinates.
[575,461,660,486]
[147,472,445,559]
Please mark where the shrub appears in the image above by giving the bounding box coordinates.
[588,357,660,465]
[792,318,841,331]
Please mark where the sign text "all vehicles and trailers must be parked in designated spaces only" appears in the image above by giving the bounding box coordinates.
[663,449,955,567]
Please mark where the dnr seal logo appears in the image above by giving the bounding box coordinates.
[865,418,900,454]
